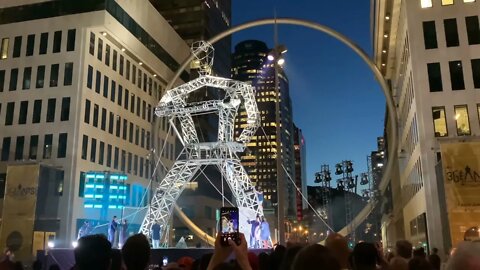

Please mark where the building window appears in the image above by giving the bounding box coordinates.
[128,152,132,173]
[0,38,8,59]
[130,94,135,113]
[32,100,41,123]
[444,18,459,47]
[58,133,67,158]
[472,59,480,88]
[432,107,448,137]
[129,122,134,143]
[22,67,32,90]
[81,135,88,160]
[442,0,454,5]
[53,31,61,53]
[449,61,465,90]
[64,62,73,86]
[108,112,114,134]
[13,36,22,58]
[134,154,138,175]
[90,138,97,162]
[123,119,127,140]
[107,144,112,167]
[423,21,438,49]
[121,150,126,171]
[105,44,110,66]
[39,32,48,55]
[132,65,136,84]
[99,141,104,165]
[46,98,56,122]
[141,128,145,148]
[111,81,116,102]
[135,126,139,145]
[61,97,70,121]
[67,29,76,51]
[18,101,28,124]
[86,66,93,89]
[15,136,24,160]
[5,102,14,126]
[43,134,53,159]
[142,101,146,120]
[465,16,480,45]
[116,116,121,137]
[101,108,106,131]
[95,70,101,93]
[36,65,45,88]
[146,131,150,149]
[428,63,443,92]
[113,50,117,71]
[97,38,103,61]
[137,69,142,89]
[93,104,99,127]
[84,99,91,124]
[124,89,129,109]
[50,64,59,87]
[89,33,95,55]
[26,34,34,56]
[136,97,141,117]
[103,75,109,98]
[114,147,119,169]
[455,105,471,135]
[9,68,18,91]
[126,60,130,80]
[1,137,11,161]
[119,55,124,75]
[139,157,144,177]
[117,84,123,106]
[421,0,433,7]
[29,135,38,159]
[0,70,5,91]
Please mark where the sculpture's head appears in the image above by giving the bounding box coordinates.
[191,41,214,76]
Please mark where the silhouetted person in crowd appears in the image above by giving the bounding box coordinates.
[408,257,433,270]
[350,242,379,270]
[74,234,112,270]
[279,245,302,270]
[427,248,441,270]
[32,260,42,270]
[111,249,123,270]
[292,244,341,270]
[269,245,286,270]
[413,247,426,258]
[390,240,413,270]
[258,252,269,270]
[122,233,150,270]
[325,233,351,269]
[48,265,61,270]
[0,248,15,270]
[13,261,23,270]
[446,241,480,270]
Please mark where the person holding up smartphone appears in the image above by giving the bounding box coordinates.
[207,233,252,270]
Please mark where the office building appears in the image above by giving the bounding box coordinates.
[0,0,189,248]
[373,0,480,253]
[232,40,297,220]
[294,124,307,221]
[150,0,231,78]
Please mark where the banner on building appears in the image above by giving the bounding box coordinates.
[440,142,480,246]
[0,164,40,260]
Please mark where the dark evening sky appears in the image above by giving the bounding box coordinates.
[231,0,386,187]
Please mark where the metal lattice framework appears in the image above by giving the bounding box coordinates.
[139,42,263,244]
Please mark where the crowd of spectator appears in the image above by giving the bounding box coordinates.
[0,232,479,270]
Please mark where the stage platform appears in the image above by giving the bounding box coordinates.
[40,248,271,270]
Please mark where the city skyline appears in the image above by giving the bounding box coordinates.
[232,0,386,186]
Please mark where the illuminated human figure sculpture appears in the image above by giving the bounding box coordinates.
[139,41,264,247]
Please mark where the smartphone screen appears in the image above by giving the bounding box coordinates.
[220,207,239,246]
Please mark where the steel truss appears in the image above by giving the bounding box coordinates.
[140,42,263,245]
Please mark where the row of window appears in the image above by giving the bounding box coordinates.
[1,98,70,126]
[80,135,163,179]
[0,63,74,92]
[423,16,480,49]
[88,34,162,100]
[86,65,154,123]
[427,59,480,92]
[1,133,68,161]
[0,29,76,59]
[421,0,475,8]
[432,104,480,137]
[83,99,151,150]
